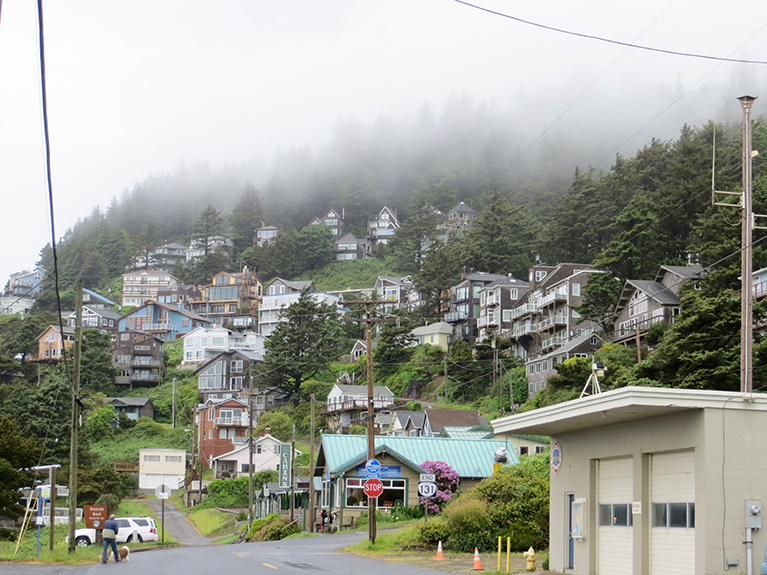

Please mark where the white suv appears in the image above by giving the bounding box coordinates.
[71,516,159,546]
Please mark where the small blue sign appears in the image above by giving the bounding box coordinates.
[365,459,381,477]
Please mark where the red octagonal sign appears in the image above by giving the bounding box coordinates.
[363,478,384,498]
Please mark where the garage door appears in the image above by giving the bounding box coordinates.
[650,451,695,575]
[598,457,633,575]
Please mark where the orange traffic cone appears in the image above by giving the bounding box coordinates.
[473,547,483,570]
[435,540,444,560]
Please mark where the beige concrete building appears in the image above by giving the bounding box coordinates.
[138,448,186,491]
[492,387,767,575]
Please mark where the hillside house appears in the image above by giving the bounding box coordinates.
[410,322,453,351]
[445,272,509,345]
[309,209,345,237]
[195,349,264,402]
[197,398,251,467]
[505,264,601,368]
[156,283,201,308]
[5,267,44,298]
[324,384,395,434]
[112,334,164,389]
[107,397,155,421]
[118,301,210,341]
[254,224,280,247]
[367,206,399,246]
[440,202,477,233]
[260,280,339,337]
[525,332,604,397]
[477,276,530,341]
[185,235,232,261]
[66,306,121,335]
[182,326,265,364]
[188,268,262,322]
[612,264,704,346]
[211,432,297,479]
[0,295,34,316]
[333,233,370,261]
[81,288,115,310]
[33,325,74,362]
[122,270,178,308]
[374,276,412,314]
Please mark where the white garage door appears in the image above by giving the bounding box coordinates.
[598,457,634,575]
[650,451,695,575]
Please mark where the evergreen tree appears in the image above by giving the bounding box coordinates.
[295,224,333,272]
[133,222,162,270]
[228,184,266,257]
[389,196,440,273]
[256,290,343,401]
[190,205,226,256]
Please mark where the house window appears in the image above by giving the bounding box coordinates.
[572,283,581,296]
[231,361,243,373]
[208,408,214,420]
[534,446,546,454]
[519,446,529,456]
[143,454,161,462]
[231,377,243,390]
[182,319,190,327]
[208,429,213,439]
[165,455,182,463]
[345,478,406,508]
[220,429,227,439]
[535,270,548,282]
[256,444,262,454]
[572,309,580,318]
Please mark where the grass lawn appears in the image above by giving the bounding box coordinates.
[345,524,547,574]
[186,508,237,538]
[0,523,95,564]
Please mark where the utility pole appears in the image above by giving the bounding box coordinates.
[711,95,763,395]
[290,424,295,523]
[739,95,757,394]
[172,377,177,429]
[248,391,254,526]
[342,298,395,545]
[309,394,315,532]
[493,333,500,411]
[67,281,83,554]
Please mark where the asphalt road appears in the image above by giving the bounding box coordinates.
[6,532,457,575]
[143,499,212,546]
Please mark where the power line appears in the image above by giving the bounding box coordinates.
[454,0,767,64]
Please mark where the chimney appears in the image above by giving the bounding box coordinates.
[260,426,271,437]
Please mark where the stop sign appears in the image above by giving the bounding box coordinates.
[363,478,384,498]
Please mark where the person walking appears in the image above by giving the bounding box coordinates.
[102,514,120,564]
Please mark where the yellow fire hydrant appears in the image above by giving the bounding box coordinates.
[523,547,536,572]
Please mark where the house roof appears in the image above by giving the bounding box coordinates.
[106,397,153,407]
[491,386,762,437]
[425,409,485,433]
[448,202,476,214]
[526,331,602,364]
[37,324,75,340]
[317,434,519,479]
[194,349,263,373]
[267,278,314,292]
[83,288,115,306]
[460,272,509,283]
[76,306,122,320]
[411,322,453,337]
[333,384,393,396]
[120,300,209,323]
[656,264,704,282]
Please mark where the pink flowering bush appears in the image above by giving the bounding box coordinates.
[419,460,460,515]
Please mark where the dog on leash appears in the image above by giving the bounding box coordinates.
[106,546,130,562]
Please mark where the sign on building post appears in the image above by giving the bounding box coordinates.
[279,444,292,488]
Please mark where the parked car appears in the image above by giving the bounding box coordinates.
[69,516,159,546]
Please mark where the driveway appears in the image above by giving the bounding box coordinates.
[143,499,212,546]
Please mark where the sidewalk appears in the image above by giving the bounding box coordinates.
[144,498,213,546]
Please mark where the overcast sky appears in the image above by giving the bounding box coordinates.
[2,0,767,288]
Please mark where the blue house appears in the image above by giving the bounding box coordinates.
[118,300,210,341]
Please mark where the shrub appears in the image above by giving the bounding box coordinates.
[418,518,450,545]
[441,495,495,552]
[249,513,299,542]
[0,527,19,542]
[419,460,460,515]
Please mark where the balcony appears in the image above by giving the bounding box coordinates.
[130,373,160,382]
[143,323,178,332]
[323,398,394,414]
[536,291,567,309]
[484,293,500,306]
[215,416,250,427]
[537,313,568,331]
[541,333,567,349]
[512,321,535,337]
[478,315,499,328]
[445,310,468,323]
[510,303,536,319]
[131,359,162,367]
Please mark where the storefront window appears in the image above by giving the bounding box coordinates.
[345,478,407,508]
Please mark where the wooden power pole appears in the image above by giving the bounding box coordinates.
[67,281,83,553]
[342,299,395,545]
